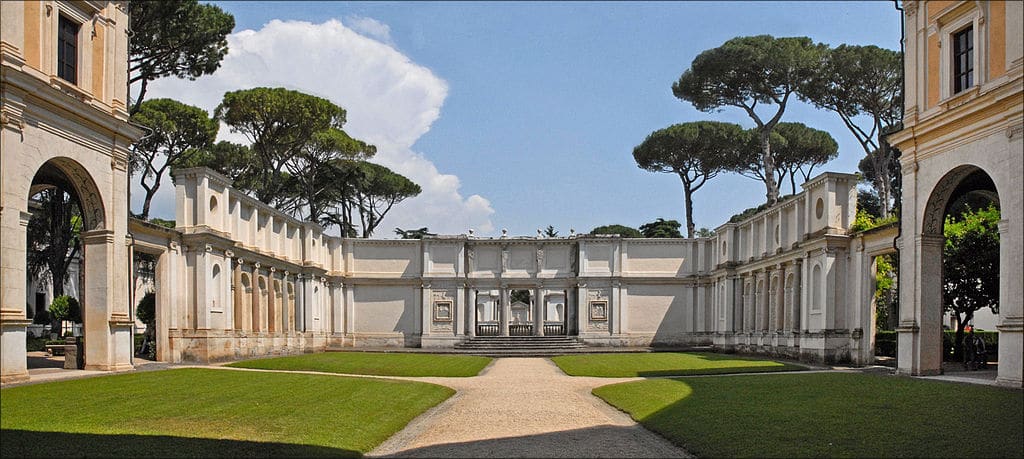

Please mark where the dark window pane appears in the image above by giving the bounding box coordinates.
[57,15,78,84]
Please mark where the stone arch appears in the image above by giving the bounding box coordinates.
[922,165,999,236]
[904,165,1004,378]
[29,157,106,232]
[3,155,130,381]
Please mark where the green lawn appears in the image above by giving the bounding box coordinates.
[594,372,1024,458]
[1,368,453,457]
[551,352,805,377]
[227,351,492,377]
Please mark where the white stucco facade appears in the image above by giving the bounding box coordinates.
[146,168,890,366]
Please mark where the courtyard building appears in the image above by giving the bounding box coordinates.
[889,0,1023,386]
[1,0,1021,388]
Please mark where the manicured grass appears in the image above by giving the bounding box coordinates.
[551,352,805,377]
[594,372,1024,458]
[227,351,492,377]
[1,368,453,457]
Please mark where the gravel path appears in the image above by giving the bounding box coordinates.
[368,358,691,458]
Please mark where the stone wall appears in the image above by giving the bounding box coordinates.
[158,168,882,365]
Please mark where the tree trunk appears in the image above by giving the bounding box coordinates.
[679,174,696,238]
[140,185,157,221]
[761,130,779,206]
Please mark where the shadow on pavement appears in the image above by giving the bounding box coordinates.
[375,424,687,458]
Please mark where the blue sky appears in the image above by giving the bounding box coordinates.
[141,1,902,237]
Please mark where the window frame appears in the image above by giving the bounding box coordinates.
[951,25,974,94]
[936,6,986,101]
[56,14,80,85]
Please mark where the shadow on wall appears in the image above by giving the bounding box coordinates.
[0,430,360,458]
[380,424,687,458]
[647,290,704,344]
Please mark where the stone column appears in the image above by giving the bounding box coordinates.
[500,285,509,336]
[467,289,476,338]
[995,220,1023,387]
[456,283,466,337]
[898,235,944,376]
[332,282,345,339]
[576,283,588,336]
[535,287,545,336]
[421,283,431,339]
[81,229,132,371]
[296,274,306,332]
[0,210,32,383]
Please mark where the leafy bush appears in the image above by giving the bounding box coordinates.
[944,330,998,361]
[851,209,898,232]
[25,336,48,352]
[31,309,50,325]
[49,295,81,323]
[136,292,156,327]
[876,330,999,360]
[875,331,897,357]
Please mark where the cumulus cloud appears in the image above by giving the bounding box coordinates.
[138,18,495,236]
[345,16,393,45]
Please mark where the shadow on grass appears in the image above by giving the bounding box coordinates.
[598,372,1024,458]
[635,352,806,377]
[635,364,803,377]
[0,430,359,458]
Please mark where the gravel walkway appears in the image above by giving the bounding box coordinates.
[368,358,691,458]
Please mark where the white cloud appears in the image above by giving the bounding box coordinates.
[344,16,393,45]
[138,18,495,236]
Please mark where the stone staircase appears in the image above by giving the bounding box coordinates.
[453,336,586,356]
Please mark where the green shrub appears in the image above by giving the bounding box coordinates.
[136,292,156,327]
[25,336,47,352]
[875,331,898,357]
[876,330,999,360]
[49,295,81,323]
[943,330,998,361]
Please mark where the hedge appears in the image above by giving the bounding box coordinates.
[875,330,999,361]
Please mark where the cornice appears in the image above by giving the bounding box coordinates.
[1,65,143,141]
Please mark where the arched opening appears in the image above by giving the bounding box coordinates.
[771,274,782,331]
[132,252,159,361]
[871,253,899,364]
[23,158,107,373]
[755,279,765,332]
[811,264,823,312]
[509,289,532,336]
[914,166,1001,378]
[742,281,753,332]
[211,264,222,312]
[784,272,796,332]
[256,277,268,332]
[272,280,282,333]
[238,273,251,331]
[286,282,295,333]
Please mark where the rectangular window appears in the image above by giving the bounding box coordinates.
[57,15,79,84]
[952,26,973,93]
